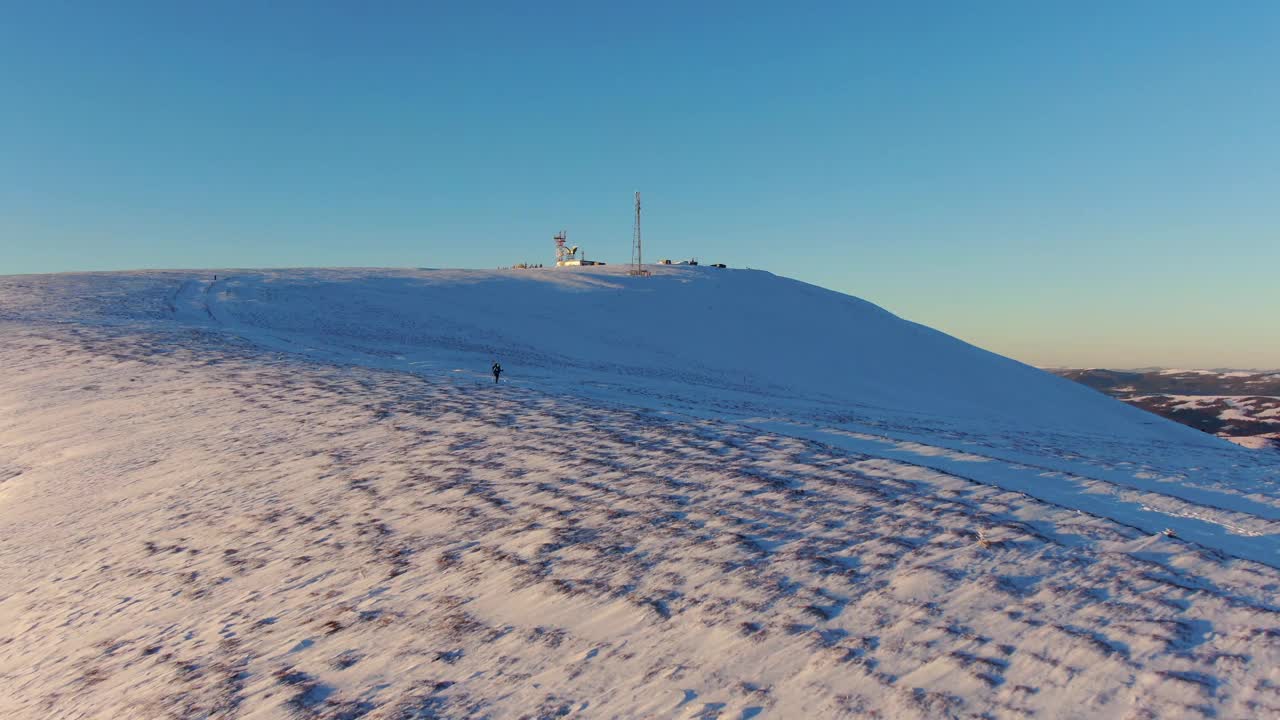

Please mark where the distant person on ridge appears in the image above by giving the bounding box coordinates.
[492,362,502,384]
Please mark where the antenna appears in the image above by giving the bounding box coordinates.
[629,191,649,276]
[554,230,568,265]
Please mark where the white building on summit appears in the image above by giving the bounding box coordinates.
[554,230,604,266]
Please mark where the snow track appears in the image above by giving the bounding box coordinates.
[746,421,1280,568]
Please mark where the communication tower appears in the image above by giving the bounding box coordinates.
[554,230,571,265]
[629,191,650,276]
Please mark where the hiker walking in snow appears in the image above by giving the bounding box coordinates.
[492,362,503,384]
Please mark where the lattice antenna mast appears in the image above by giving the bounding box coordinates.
[554,230,569,265]
[629,191,646,276]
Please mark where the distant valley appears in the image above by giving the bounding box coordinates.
[1051,368,1280,450]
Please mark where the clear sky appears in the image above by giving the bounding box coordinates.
[3,1,1278,369]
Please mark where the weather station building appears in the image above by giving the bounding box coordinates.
[553,231,604,267]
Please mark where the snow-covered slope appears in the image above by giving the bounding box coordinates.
[2,267,1278,719]
[3,266,1275,568]
[3,266,1219,444]
[206,267,1227,443]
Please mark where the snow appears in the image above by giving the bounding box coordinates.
[1218,407,1252,422]
[1223,435,1280,450]
[1131,394,1275,412]
[1155,369,1273,379]
[2,267,1279,719]
[9,267,1223,446]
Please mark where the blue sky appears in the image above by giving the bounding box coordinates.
[3,1,1277,368]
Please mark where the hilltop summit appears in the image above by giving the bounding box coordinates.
[5,265,1216,445]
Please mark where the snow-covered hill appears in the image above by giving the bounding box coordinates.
[2,267,1278,719]
[0,266,1226,442]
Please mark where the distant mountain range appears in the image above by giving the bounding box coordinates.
[1050,368,1280,450]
